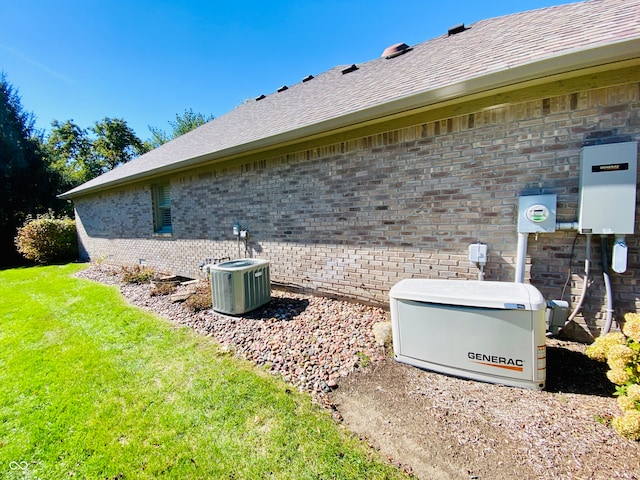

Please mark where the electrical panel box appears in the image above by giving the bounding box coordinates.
[579,142,638,235]
[517,194,557,233]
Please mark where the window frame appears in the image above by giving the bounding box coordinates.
[152,183,172,235]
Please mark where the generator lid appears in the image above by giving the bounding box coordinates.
[390,279,546,311]
[212,258,269,271]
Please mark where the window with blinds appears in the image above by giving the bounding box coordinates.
[153,183,172,234]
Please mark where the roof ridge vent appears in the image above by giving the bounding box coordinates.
[277,85,289,92]
[302,74,314,82]
[255,94,266,101]
[448,23,468,36]
[341,64,359,75]
[381,42,412,59]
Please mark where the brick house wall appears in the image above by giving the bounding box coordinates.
[74,75,640,336]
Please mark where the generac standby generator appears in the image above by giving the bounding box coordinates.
[390,279,547,390]
[210,259,271,315]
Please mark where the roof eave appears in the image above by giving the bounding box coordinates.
[59,37,640,200]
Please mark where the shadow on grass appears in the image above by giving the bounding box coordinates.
[545,346,614,397]
[0,259,87,271]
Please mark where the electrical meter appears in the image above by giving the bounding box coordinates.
[525,205,551,223]
[517,195,557,233]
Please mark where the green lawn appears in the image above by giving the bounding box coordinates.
[0,264,404,479]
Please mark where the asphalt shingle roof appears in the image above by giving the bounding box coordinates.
[62,0,640,198]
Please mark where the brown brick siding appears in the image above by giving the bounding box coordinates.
[74,81,640,336]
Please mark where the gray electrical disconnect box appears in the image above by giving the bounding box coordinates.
[578,142,638,235]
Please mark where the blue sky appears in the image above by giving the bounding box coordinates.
[1,0,575,141]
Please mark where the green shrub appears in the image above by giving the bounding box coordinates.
[586,312,640,440]
[15,213,78,264]
[121,265,156,284]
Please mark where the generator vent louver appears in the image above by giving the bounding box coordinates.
[210,259,271,315]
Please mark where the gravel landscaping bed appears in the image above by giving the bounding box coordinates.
[76,263,640,479]
[75,264,387,395]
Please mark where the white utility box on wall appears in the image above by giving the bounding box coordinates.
[390,279,547,390]
[579,141,638,235]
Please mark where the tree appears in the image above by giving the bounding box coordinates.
[0,73,65,266]
[92,117,148,172]
[46,119,95,187]
[1,75,147,266]
[146,108,214,149]
[147,125,170,149]
[47,117,147,188]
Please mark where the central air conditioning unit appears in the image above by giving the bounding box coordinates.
[390,279,547,390]
[210,259,271,315]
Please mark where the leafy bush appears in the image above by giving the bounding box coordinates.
[184,282,212,312]
[121,265,156,284]
[15,213,78,264]
[586,313,640,440]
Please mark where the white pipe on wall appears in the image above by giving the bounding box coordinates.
[556,222,578,231]
[515,232,528,283]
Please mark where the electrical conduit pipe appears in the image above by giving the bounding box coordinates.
[601,235,614,335]
[515,224,579,284]
[515,232,528,283]
[514,223,608,334]
[568,233,591,322]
